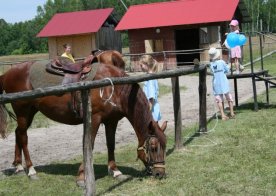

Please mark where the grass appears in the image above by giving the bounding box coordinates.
[1,89,275,195]
[242,35,276,75]
[0,53,49,62]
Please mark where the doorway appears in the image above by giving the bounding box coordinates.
[175,29,200,65]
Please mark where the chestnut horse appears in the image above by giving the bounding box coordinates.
[0,58,167,184]
[92,49,125,70]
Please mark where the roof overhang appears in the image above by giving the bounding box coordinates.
[116,0,250,31]
[37,8,114,37]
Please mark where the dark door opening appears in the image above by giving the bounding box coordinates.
[175,29,200,65]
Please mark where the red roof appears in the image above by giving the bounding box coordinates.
[37,8,113,37]
[116,0,239,30]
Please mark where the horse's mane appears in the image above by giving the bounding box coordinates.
[121,78,166,148]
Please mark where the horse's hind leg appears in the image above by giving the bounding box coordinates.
[13,106,38,177]
[104,120,123,178]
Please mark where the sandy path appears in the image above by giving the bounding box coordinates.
[0,75,266,171]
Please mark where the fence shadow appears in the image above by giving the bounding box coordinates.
[237,101,276,110]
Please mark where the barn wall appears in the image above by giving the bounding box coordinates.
[199,26,221,63]
[48,34,96,59]
[48,37,57,59]
[72,34,94,58]
[96,27,122,52]
[128,27,176,71]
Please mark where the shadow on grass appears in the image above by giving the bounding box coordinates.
[180,113,217,148]
[1,163,143,181]
[176,101,276,149]
[36,163,142,180]
[236,101,276,111]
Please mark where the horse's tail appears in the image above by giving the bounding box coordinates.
[111,51,125,70]
[0,74,8,138]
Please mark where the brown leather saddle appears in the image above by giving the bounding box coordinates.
[46,55,94,85]
[45,55,96,118]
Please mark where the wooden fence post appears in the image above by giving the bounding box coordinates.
[171,77,182,149]
[249,35,258,111]
[198,68,207,133]
[81,90,96,196]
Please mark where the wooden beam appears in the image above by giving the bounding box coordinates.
[0,65,206,104]
[81,90,96,196]
[171,77,182,149]
[198,68,207,133]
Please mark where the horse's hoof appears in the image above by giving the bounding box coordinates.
[29,174,39,180]
[115,174,131,181]
[76,180,85,188]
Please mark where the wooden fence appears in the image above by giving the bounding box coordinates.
[0,65,207,196]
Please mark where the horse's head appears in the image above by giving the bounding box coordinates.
[137,120,167,178]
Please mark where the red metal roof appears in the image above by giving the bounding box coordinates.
[116,0,239,30]
[37,8,113,37]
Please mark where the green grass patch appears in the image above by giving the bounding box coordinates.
[0,53,49,62]
[1,89,275,195]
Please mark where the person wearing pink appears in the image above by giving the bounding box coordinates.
[229,19,244,74]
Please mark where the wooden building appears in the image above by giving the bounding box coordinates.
[115,0,250,70]
[37,8,121,59]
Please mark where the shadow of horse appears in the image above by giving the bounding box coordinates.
[37,163,142,180]
[1,163,142,181]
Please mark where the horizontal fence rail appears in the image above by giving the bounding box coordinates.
[0,65,206,104]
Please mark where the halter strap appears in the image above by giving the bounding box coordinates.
[137,135,165,167]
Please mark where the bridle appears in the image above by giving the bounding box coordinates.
[137,135,165,174]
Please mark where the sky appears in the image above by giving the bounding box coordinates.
[0,0,47,24]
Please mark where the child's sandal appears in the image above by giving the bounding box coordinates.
[229,115,235,119]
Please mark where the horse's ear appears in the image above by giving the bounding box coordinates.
[148,121,155,135]
[160,121,167,132]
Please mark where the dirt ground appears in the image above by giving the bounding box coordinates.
[0,74,266,171]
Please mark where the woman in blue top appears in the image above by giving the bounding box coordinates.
[209,47,235,120]
[139,55,163,122]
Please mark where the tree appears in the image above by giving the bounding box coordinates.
[0,0,275,56]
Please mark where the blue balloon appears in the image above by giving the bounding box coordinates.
[226,32,239,48]
[238,34,247,46]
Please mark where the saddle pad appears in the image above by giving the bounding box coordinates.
[30,60,100,89]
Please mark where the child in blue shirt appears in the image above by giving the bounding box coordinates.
[139,55,163,122]
[208,48,235,120]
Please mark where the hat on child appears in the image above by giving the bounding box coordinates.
[208,47,220,60]
[229,19,239,26]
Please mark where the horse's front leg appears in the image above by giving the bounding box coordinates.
[104,121,123,178]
